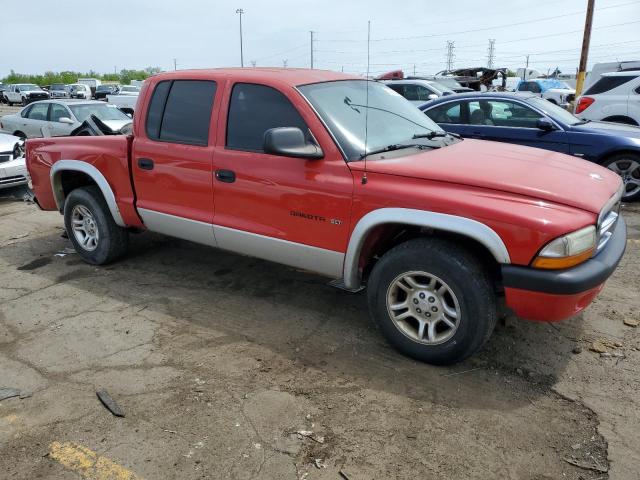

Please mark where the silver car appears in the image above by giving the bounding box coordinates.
[0,100,132,139]
[0,132,27,190]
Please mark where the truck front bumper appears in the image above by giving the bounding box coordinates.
[501,216,627,322]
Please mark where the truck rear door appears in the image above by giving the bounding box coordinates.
[131,79,219,246]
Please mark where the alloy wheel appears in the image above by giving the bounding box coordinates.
[607,158,640,198]
[71,204,99,251]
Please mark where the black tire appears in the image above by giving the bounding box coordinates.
[13,131,26,140]
[602,116,638,126]
[21,97,27,107]
[7,101,13,106]
[367,238,497,365]
[63,186,128,265]
[601,153,640,202]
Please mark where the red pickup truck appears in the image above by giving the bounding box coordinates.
[26,68,626,364]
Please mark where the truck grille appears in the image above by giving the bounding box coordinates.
[596,185,623,254]
[29,93,48,100]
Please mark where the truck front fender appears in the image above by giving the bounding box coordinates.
[50,160,126,227]
[343,208,511,290]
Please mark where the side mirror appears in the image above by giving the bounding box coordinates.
[263,127,323,160]
[428,94,439,100]
[59,117,74,124]
[537,118,556,131]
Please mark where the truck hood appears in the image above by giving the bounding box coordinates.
[350,139,621,214]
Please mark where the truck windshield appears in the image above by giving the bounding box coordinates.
[69,104,131,122]
[18,84,41,91]
[299,80,443,161]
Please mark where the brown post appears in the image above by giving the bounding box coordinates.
[575,0,595,97]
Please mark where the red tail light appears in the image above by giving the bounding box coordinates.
[575,96,595,114]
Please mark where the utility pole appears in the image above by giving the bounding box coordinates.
[487,39,496,68]
[575,0,595,96]
[445,41,455,71]
[173,58,177,71]
[250,60,256,68]
[235,8,245,67]
[310,31,315,69]
[413,64,416,76]
[524,54,530,80]
[283,59,288,68]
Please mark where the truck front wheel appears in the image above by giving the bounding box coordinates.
[367,238,497,365]
[63,186,128,265]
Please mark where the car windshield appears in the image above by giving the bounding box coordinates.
[69,104,131,122]
[526,97,583,125]
[299,80,444,161]
[96,85,113,91]
[50,84,66,90]
[18,84,41,91]
[429,81,456,94]
[433,77,463,89]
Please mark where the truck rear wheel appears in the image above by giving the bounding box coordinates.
[63,186,128,265]
[367,238,497,365]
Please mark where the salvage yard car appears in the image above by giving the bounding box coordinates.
[575,70,640,126]
[0,100,132,138]
[516,78,576,107]
[4,83,50,106]
[0,132,27,189]
[25,69,626,365]
[421,92,640,201]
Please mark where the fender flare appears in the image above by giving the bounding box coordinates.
[342,208,511,290]
[50,160,126,227]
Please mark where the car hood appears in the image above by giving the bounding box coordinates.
[0,132,21,151]
[570,120,640,139]
[349,139,621,214]
[101,119,133,132]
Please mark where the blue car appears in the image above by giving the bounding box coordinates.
[420,93,640,201]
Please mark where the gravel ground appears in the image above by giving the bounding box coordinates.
[0,186,638,480]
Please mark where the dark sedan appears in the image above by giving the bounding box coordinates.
[420,93,640,201]
[94,84,120,100]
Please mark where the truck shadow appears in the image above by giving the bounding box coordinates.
[2,229,584,412]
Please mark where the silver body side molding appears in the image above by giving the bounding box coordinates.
[137,208,344,278]
[137,208,218,247]
[343,208,511,290]
[50,160,126,227]
[214,225,344,278]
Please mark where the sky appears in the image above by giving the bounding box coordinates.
[1,0,639,78]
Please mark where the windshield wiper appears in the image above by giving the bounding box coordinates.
[413,131,461,140]
[360,143,437,159]
[572,119,591,125]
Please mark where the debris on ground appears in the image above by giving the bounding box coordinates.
[54,247,76,257]
[96,389,125,417]
[623,318,639,327]
[339,470,352,480]
[293,430,325,443]
[8,233,29,240]
[572,346,583,354]
[314,458,326,469]
[589,341,608,354]
[0,388,22,402]
[563,456,608,473]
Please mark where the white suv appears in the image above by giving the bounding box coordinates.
[575,71,640,126]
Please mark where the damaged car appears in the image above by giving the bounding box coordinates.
[0,133,27,190]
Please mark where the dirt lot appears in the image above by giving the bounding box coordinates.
[0,186,638,480]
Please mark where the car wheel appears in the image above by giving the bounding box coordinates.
[367,238,497,365]
[602,153,640,202]
[63,186,129,265]
[21,97,27,107]
[602,116,638,126]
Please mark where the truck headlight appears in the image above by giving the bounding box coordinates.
[531,225,596,269]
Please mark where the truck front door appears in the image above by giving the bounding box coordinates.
[131,79,219,246]
[210,82,354,278]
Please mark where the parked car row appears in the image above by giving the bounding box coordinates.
[0,82,141,104]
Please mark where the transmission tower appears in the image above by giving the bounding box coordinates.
[487,39,496,68]
[445,41,455,71]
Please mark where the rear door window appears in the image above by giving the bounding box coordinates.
[145,80,217,146]
[584,76,637,95]
[226,83,309,152]
[26,103,49,121]
[425,102,463,124]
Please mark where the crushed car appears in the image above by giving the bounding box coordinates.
[436,67,508,91]
[0,133,27,190]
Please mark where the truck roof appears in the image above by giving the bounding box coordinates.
[151,68,360,86]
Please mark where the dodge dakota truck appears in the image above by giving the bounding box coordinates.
[26,68,627,365]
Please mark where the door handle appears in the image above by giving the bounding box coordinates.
[138,158,154,170]
[215,169,236,183]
